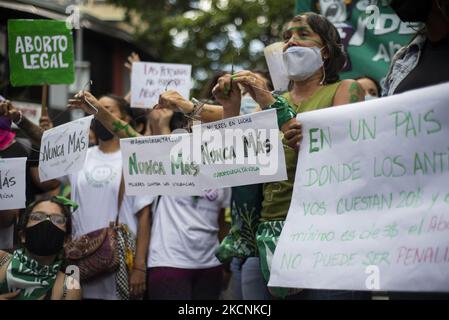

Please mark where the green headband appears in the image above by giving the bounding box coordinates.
[52,196,79,211]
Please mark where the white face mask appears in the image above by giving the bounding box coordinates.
[240,95,259,115]
[364,94,378,101]
[282,46,324,82]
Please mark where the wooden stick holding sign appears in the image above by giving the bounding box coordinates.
[41,83,48,117]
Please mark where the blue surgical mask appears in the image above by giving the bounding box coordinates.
[282,46,324,82]
[240,95,259,115]
[364,94,378,101]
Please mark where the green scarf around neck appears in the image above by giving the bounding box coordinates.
[5,248,62,300]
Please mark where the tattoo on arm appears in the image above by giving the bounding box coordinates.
[112,120,138,138]
[349,82,364,103]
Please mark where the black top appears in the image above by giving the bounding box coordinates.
[394,34,449,94]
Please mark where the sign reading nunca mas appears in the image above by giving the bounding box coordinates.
[8,19,75,86]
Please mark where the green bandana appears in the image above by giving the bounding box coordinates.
[52,196,79,211]
[268,95,297,128]
[5,248,62,300]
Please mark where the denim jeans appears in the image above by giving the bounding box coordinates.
[230,257,272,300]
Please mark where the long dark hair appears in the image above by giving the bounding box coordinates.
[289,13,347,85]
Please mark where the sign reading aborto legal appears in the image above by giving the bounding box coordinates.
[0,158,27,210]
[269,82,449,292]
[130,62,192,108]
[8,19,75,86]
[39,116,93,182]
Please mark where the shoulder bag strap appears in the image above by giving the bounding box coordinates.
[115,173,125,225]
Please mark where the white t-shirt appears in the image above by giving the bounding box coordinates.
[0,226,13,250]
[148,189,231,269]
[70,146,154,300]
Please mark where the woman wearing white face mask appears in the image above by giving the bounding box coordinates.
[215,12,367,300]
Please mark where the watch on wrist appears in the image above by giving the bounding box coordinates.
[189,98,205,117]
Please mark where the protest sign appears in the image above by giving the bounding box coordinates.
[0,158,27,210]
[121,109,287,195]
[264,42,289,92]
[269,83,449,292]
[192,109,287,187]
[8,19,75,86]
[296,0,417,84]
[11,101,41,127]
[120,134,204,196]
[39,116,93,182]
[130,62,192,108]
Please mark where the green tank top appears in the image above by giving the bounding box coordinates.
[261,81,342,221]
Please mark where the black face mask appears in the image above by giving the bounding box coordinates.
[93,120,114,141]
[390,0,432,22]
[24,220,65,256]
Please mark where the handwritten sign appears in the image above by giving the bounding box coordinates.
[269,83,449,292]
[39,116,93,182]
[130,62,192,108]
[120,133,204,196]
[121,110,287,195]
[192,109,287,188]
[0,158,26,210]
[8,19,75,86]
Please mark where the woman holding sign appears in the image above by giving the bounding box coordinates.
[68,92,231,300]
[3,96,153,300]
[66,95,153,300]
[212,12,368,299]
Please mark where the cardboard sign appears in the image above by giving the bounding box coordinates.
[39,116,93,181]
[120,134,204,196]
[130,62,192,108]
[193,109,287,187]
[0,158,27,210]
[269,83,449,292]
[121,109,287,195]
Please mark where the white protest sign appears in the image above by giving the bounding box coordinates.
[269,83,449,292]
[131,62,192,109]
[0,158,26,210]
[121,110,288,195]
[264,42,289,92]
[192,109,287,188]
[120,134,204,196]
[39,115,93,182]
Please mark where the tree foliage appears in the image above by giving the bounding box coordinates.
[108,0,295,94]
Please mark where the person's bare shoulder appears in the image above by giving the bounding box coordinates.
[333,79,365,106]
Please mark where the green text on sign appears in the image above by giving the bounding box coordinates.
[8,19,75,86]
